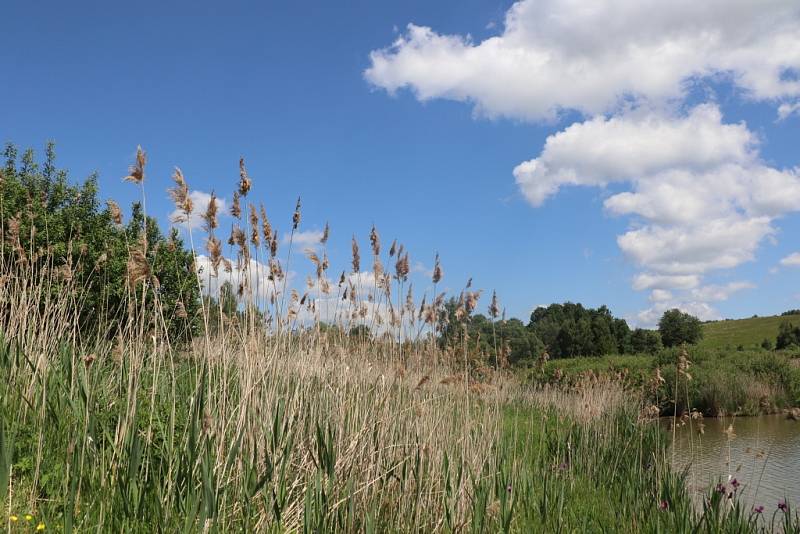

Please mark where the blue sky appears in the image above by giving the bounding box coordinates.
[2,1,799,325]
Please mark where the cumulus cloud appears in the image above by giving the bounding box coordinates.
[367,1,800,322]
[778,102,800,121]
[170,191,226,231]
[780,252,800,267]
[635,283,752,326]
[648,289,673,302]
[636,300,719,327]
[689,282,755,302]
[632,273,700,291]
[515,106,798,322]
[366,0,800,120]
[195,254,292,301]
[283,229,324,249]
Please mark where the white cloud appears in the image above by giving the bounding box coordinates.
[633,273,700,291]
[170,191,226,231]
[689,282,755,302]
[366,0,800,121]
[282,229,324,248]
[649,289,673,302]
[635,284,753,326]
[195,254,292,301]
[516,106,800,279]
[514,106,798,321]
[778,102,800,121]
[780,252,800,267]
[367,1,800,322]
[635,300,720,328]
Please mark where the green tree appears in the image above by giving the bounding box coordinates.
[776,321,800,350]
[528,302,632,358]
[630,328,662,354]
[1,142,201,342]
[658,309,703,347]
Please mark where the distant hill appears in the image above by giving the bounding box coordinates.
[699,313,800,350]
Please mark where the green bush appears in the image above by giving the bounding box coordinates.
[1,142,201,342]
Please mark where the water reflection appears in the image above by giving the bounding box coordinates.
[669,415,800,509]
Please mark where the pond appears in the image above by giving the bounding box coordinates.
[670,414,800,510]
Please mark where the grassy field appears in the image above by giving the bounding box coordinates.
[700,313,800,350]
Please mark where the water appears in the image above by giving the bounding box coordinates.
[669,415,800,510]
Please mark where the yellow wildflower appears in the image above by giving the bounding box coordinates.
[25,514,33,521]
[36,523,46,531]
[9,515,18,522]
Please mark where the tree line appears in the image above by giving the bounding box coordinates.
[438,300,703,365]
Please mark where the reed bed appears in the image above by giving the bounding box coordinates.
[1,146,799,532]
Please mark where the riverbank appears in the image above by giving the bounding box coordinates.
[527,346,800,417]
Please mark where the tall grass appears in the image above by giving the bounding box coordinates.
[1,147,799,532]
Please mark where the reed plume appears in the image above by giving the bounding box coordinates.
[405,284,415,318]
[230,190,241,218]
[123,145,146,184]
[269,231,278,257]
[488,291,500,319]
[174,300,188,319]
[206,235,222,276]
[351,236,360,273]
[306,249,323,279]
[370,225,380,256]
[292,197,301,230]
[432,253,442,284]
[168,168,193,222]
[268,258,283,281]
[126,233,151,288]
[677,345,692,381]
[202,191,219,232]
[395,251,409,282]
[320,222,330,245]
[260,204,272,243]
[249,204,260,246]
[238,157,252,196]
[107,200,123,226]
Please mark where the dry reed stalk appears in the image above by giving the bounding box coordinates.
[230,191,241,218]
[202,191,219,232]
[432,253,442,284]
[168,168,193,223]
[107,200,123,225]
[292,197,301,230]
[123,146,146,184]
[238,157,252,196]
[351,236,360,273]
[320,222,329,245]
[248,204,260,247]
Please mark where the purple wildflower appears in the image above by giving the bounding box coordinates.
[715,483,727,494]
[753,505,764,514]
[659,500,669,511]
[730,478,739,490]
[778,501,788,512]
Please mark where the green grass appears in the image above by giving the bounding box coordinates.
[532,346,800,417]
[5,332,800,531]
[700,313,800,350]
